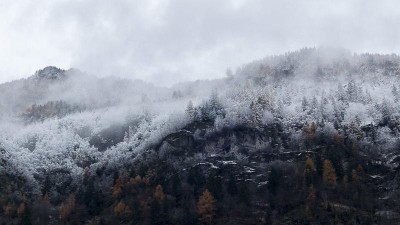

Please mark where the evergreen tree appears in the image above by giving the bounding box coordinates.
[112,174,125,199]
[302,122,317,148]
[226,174,238,196]
[185,100,195,119]
[239,182,250,205]
[347,79,358,102]
[323,160,337,187]
[392,85,399,102]
[17,202,26,217]
[206,176,223,200]
[154,185,166,203]
[250,97,266,127]
[3,202,14,217]
[200,102,211,121]
[19,203,32,225]
[170,174,182,201]
[197,189,216,225]
[310,96,318,115]
[188,167,206,196]
[150,199,168,225]
[315,154,323,177]
[303,157,316,187]
[268,168,279,195]
[304,187,316,220]
[59,194,76,221]
[114,201,126,217]
[380,99,392,125]
[301,96,309,112]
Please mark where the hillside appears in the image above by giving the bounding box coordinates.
[1,47,400,224]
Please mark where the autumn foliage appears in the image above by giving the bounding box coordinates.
[303,157,316,187]
[112,174,126,198]
[17,202,26,217]
[154,184,166,203]
[3,202,14,217]
[114,201,132,218]
[59,194,76,220]
[323,160,337,187]
[197,189,216,225]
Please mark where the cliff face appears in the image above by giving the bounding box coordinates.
[145,119,400,224]
[2,120,400,224]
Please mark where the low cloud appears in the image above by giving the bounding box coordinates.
[0,0,399,85]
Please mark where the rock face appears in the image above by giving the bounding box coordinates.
[165,130,195,149]
[34,66,66,80]
[141,120,400,224]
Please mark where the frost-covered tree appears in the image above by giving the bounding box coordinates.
[185,100,195,120]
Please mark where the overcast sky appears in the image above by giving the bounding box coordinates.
[0,0,399,86]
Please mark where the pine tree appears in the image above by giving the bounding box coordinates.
[315,154,323,177]
[351,169,359,182]
[227,174,238,196]
[170,174,182,200]
[112,174,125,198]
[114,201,126,216]
[356,165,364,176]
[154,185,166,203]
[381,99,391,125]
[347,79,358,102]
[124,205,133,217]
[129,175,142,186]
[302,122,316,148]
[197,189,216,225]
[250,97,266,127]
[43,192,51,205]
[238,182,250,205]
[268,168,279,195]
[185,100,195,119]
[59,194,75,220]
[209,90,220,111]
[310,96,318,114]
[392,85,399,102]
[323,160,337,187]
[303,157,316,187]
[200,102,211,121]
[208,90,223,118]
[337,83,346,102]
[17,202,26,217]
[123,126,135,143]
[333,133,344,146]
[304,187,316,220]
[150,197,169,225]
[3,202,14,217]
[206,175,223,200]
[343,175,349,191]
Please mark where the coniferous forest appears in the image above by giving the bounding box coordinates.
[1,48,400,224]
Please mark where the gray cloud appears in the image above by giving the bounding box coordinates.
[0,0,399,85]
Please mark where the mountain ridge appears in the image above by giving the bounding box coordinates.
[1,47,400,224]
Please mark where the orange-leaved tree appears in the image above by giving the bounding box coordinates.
[59,194,76,220]
[197,189,216,225]
[154,184,166,203]
[323,159,337,187]
[303,157,316,187]
[17,202,26,217]
[112,174,126,198]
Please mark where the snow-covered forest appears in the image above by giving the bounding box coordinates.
[2,47,400,224]
[2,48,400,185]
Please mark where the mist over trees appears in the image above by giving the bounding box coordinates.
[2,47,400,224]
